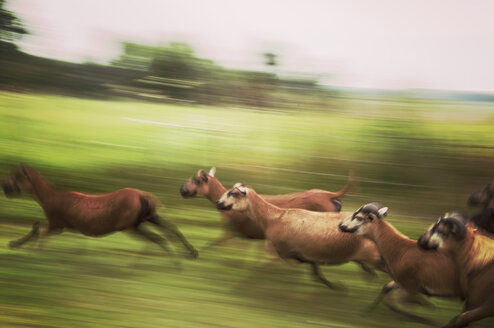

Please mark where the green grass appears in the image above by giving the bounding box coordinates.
[1,91,494,327]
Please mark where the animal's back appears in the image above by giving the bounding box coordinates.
[266,210,364,263]
[264,189,339,212]
[55,188,144,236]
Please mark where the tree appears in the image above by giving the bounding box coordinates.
[0,0,27,42]
[264,52,277,67]
[111,42,158,71]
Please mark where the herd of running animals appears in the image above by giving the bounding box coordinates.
[2,164,494,327]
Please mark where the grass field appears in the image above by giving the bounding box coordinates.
[0,91,493,327]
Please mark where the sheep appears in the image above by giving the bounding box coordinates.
[2,164,198,259]
[339,203,462,324]
[215,183,384,289]
[467,180,494,234]
[180,167,353,248]
[418,212,494,327]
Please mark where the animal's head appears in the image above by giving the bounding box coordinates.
[417,212,467,252]
[215,183,249,211]
[180,167,216,198]
[3,164,35,198]
[468,181,494,208]
[338,203,388,235]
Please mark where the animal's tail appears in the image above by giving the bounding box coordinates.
[137,192,159,225]
[330,170,354,199]
[331,198,342,212]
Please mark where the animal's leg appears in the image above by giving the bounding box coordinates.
[132,225,181,268]
[382,288,437,325]
[444,305,494,328]
[149,215,198,259]
[310,262,343,290]
[367,281,399,311]
[261,240,282,264]
[355,260,377,276]
[201,232,235,251]
[133,224,174,255]
[8,221,41,248]
[9,221,62,249]
[402,293,435,309]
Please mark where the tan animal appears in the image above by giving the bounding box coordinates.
[418,212,494,327]
[3,164,198,259]
[339,203,462,324]
[180,168,353,247]
[215,184,383,289]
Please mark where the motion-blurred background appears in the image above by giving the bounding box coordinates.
[0,1,493,327]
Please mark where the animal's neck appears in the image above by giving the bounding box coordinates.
[205,178,227,203]
[369,219,414,265]
[487,197,494,210]
[245,191,284,230]
[456,230,494,272]
[28,170,56,204]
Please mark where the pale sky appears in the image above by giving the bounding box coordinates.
[7,0,494,92]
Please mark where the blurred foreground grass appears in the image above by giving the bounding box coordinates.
[0,91,493,327]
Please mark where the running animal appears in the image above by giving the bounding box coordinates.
[215,183,384,289]
[3,164,198,259]
[418,212,494,327]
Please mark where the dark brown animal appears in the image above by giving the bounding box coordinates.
[180,167,353,247]
[339,204,462,324]
[3,164,198,259]
[215,184,383,289]
[468,181,494,234]
[418,212,494,327]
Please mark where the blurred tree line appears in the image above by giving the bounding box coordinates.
[0,0,335,109]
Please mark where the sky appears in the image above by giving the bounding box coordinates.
[7,0,494,92]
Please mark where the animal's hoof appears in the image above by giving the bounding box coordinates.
[330,282,347,291]
[8,240,20,248]
[189,249,199,259]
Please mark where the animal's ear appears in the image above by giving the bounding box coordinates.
[200,171,208,182]
[442,217,467,240]
[378,207,388,218]
[237,185,248,195]
[208,167,216,177]
[351,206,363,219]
[19,164,29,178]
[368,213,377,220]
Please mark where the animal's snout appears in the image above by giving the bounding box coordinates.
[467,193,482,206]
[417,235,435,250]
[180,185,195,198]
[417,235,427,249]
[338,222,354,233]
[2,181,11,194]
[215,200,232,211]
[2,180,16,197]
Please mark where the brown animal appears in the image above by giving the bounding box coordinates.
[339,204,462,324]
[2,164,198,259]
[418,212,494,327]
[215,184,383,289]
[468,180,494,234]
[180,167,353,247]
